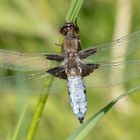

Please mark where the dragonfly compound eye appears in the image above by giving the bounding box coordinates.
[59,22,79,36]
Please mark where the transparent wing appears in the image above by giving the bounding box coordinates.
[85,60,140,87]
[83,30,140,63]
[0,50,59,71]
[0,72,53,95]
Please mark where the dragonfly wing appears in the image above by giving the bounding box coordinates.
[85,60,140,87]
[0,50,60,71]
[0,72,53,95]
[83,30,140,63]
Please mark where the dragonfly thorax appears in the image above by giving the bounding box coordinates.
[62,33,81,53]
[66,67,82,76]
[64,52,82,76]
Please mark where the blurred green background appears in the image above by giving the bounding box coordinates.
[0,0,140,140]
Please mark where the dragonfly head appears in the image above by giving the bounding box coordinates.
[60,22,79,36]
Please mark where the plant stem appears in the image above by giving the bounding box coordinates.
[67,84,140,140]
[26,77,53,140]
[12,105,27,140]
[65,0,84,23]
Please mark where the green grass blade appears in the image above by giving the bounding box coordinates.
[26,77,53,140]
[12,105,27,140]
[67,84,140,140]
[65,0,84,23]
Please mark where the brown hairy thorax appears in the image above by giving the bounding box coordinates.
[46,22,99,79]
[60,23,81,54]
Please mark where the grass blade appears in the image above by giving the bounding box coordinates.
[26,77,53,140]
[67,84,140,140]
[12,105,27,140]
[65,0,84,23]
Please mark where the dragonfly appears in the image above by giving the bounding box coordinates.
[0,22,140,124]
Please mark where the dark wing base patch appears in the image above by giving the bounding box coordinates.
[45,54,64,61]
[47,66,67,79]
[80,63,99,77]
[78,48,97,59]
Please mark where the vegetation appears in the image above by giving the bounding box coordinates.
[0,0,140,140]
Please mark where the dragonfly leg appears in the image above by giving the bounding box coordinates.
[78,48,97,59]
